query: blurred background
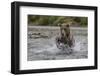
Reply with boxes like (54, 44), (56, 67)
(28, 15), (88, 27)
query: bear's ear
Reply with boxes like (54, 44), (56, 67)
(66, 24), (69, 27)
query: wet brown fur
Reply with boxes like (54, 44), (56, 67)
(57, 23), (74, 47)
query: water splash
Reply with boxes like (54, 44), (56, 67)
(28, 32), (88, 61)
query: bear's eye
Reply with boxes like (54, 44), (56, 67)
(64, 28), (66, 30)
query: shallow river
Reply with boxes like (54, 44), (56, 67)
(28, 26), (88, 61)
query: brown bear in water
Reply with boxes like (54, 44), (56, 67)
(56, 23), (75, 50)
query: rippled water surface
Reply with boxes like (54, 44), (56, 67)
(28, 26), (88, 61)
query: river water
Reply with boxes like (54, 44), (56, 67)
(28, 26), (88, 61)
